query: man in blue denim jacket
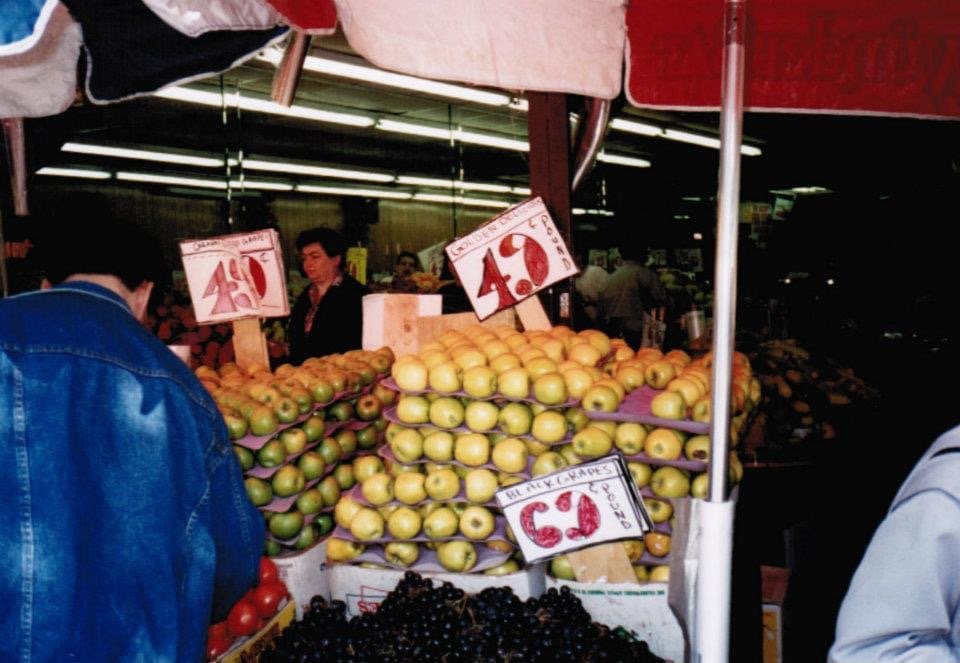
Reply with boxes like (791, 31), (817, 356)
(0, 203), (264, 662)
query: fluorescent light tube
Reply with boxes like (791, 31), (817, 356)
(242, 159), (394, 183)
(155, 86), (374, 128)
(376, 119), (529, 151)
(295, 184), (412, 200)
(597, 151), (651, 168)
(609, 118), (662, 136)
(62, 142), (223, 167)
(228, 179), (294, 191)
(396, 176), (512, 193)
(413, 193), (510, 209)
(512, 186), (532, 195)
(36, 167), (111, 179)
(116, 172), (227, 189)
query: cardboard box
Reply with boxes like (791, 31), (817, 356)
(327, 562), (546, 617)
(218, 600), (296, 663)
(761, 565), (789, 663)
(272, 538), (330, 619)
(545, 576), (684, 663)
(361, 294), (442, 357)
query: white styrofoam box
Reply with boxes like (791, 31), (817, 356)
(273, 537), (330, 619)
(327, 562), (546, 617)
(546, 576), (684, 663)
(361, 293), (442, 356)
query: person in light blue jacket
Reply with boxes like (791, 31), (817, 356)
(0, 195), (264, 662)
(830, 425), (960, 661)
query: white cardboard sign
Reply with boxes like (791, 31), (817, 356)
(444, 197), (579, 320)
(179, 229), (289, 324)
(496, 454), (653, 564)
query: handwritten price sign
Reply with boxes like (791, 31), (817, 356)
(495, 454), (652, 564)
(444, 197), (579, 320)
(179, 229), (289, 324)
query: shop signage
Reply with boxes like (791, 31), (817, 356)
(179, 229), (289, 324)
(496, 454), (652, 564)
(444, 197), (578, 320)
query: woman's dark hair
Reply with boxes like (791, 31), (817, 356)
(396, 251), (419, 267)
(296, 227), (346, 258)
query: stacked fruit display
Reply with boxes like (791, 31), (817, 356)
(259, 572), (665, 662)
(750, 337), (879, 449)
(195, 348), (396, 555)
(327, 323), (752, 581)
(206, 557), (290, 660)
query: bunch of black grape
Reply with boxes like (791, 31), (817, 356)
(260, 571), (665, 662)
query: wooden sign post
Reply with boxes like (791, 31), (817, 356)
(179, 230), (289, 372)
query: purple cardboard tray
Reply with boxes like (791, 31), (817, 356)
(381, 377), (579, 408)
(347, 542), (514, 573)
(332, 515), (510, 545)
(346, 483), (501, 509)
(622, 451), (708, 473)
(587, 385), (709, 435)
(378, 445), (534, 479)
(383, 407), (574, 446)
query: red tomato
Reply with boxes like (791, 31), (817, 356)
(259, 557), (279, 585)
(207, 622), (232, 644)
(251, 581), (288, 619)
(206, 635), (232, 660)
(226, 600), (260, 638)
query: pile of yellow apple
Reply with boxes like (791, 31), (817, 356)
(551, 540), (672, 585)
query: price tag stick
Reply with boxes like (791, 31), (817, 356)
(232, 317), (269, 371)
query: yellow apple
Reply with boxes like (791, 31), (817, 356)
(567, 342), (603, 367)
(629, 462), (653, 488)
(464, 400), (500, 432)
(564, 407), (590, 433)
(334, 495), (363, 529)
(649, 565), (670, 583)
(691, 395), (711, 423)
(650, 465), (691, 498)
(391, 358), (428, 391)
(623, 539), (645, 562)
(349, 507), (385, 541)
(633, 565), (650, 582)
(614, 422), (647, 455)
(489, 352), (522, 374)
(423, 506), (459, 538)
(729, 451), (744, 484)
(462, 365), (498, 399)
(525, 356), (558, 380)
(541, 338), (566, 362)
(664, 348), (692, 367)
(464, 468), (499, 503)
(384, 541), (420, 567)
(562, 367), (595, 400)
(459, 505), (496, 540)
(644, 360), (677, 389)
(454, 432), (491, 466)
(644, 531), (672, 557)
(644, 428), (684, 460)
(557, 443), (581, 466)
(483, 559), (521, 576)
(497, 402), (533, 436)
(667, 377), (703, 408)
(424, 468), (461, 501)
(498, 367), (531, 400)
(684, 435), (711, 461)
(436, 540), (477, 572)
(396, 395), (430, 424)
(453, 347), (489, 371)
(327, 537), (365, 562)
(352, 455), (384, 483)
(422, 430), (454, 462)
(360, 472), (395, 506)
(532, 451), (568, 476)
(390, 427), (424, 463)
(550, 555), (576, 580)
(387, 506), (423, 539)
(480, 339), (511, 361)
(615, 365), (647, 392)
(428, 361), (463, 393)
(691, 472), (709, 499)
(649, 390), (687, 420)
(498, 473), (523, 487)
(491, 437), (528, 474)
(393, 472), (428, 505)
(643, 497), (674, 523)
(572, 426), (613, 458)
(580, 385), (619, 413)
(429, 396), (466, 429)
(532, 372), (568, 405)
(531, 410), (568, 443)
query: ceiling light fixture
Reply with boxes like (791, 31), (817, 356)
(413, 193), (511, 209)
(260, 49), (516, 108)
(36, 167), (111, 179)
(228, 179), (294, 191)
(396, 175), (513, 193)
(572, 208), (615, 217)
(611, 118), (762, 156)
(375, 119), (529, 151)
(61, 142), (223, 167)
(154, 86), (375, 127)
(243, 158), (394, 183)
(295, 184), (412, 200)
(596, 151), (651, 168)
(116, 172), (227, 188)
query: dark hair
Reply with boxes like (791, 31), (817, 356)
(396, 251), (419, 267)
(296, 227), (346, 258)
(38, 193), (166, 290)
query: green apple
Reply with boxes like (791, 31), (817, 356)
(233, 445), (255, 471)
(459, 505), (496, 540)
(550, 555), (576, 580)
(531, 451), (568, 477)
(422, 430), (454, 462)
(497, 402), (533, 436)
(387, 506), (423, 539)
(269, 510), (304, 539)
(454, 433), (491, 466)
(334, 464), (356, 490)
(288, 387), (314, 415)
(315, 512), (334, 536)
(580, 385), (619, 413)
(390, 427), (424, 463)
(257, 438), (287, 468)
(462, 365), (497, 399)
(248, 405), (280, 436)
(464, 400), (499, 432)
(308, 378), (335, 405)
(684, 435), (711, 461)
(423, 506), (459, 539)
(614, 423), (647, 455)
(274, 397), (300, 424)
(644, 497), (674, 523)
(483, 559), (520, 576)
(372, 382), (398, 407)
(429, 397), (466, 429)
(355, 394), (383, 421)
(531, 410), (568, 443)
(396, 395), (430, 424)
(649, 391), (686, 420)
(428, 361), (463, 393)
(650, 465), (691, 498)
(264, 539), (282, 557)
(223, 412), (248, 440)
(317, 437), (342, 465)
(628, 461), (653, 489)
(294, 522), (318, 550)
(491, 437), (528, 474)
(272, 465), (306, 497)
(533, 372), (568, 406)
(335, 429), (358, 456)
(572, 426), (613, 458)
(424, 468), (460, 501)
(497, 367), (530, 400)
(317, 474), (341, 507)
(280, 427), (309, 456)
(352, 455), (384, 483)
(334, 495), (363, 529)
(384, 541), (420, 567)
(328, 401), (355, 423)
(349, 507), (385, 541)
(356, 424), (380, 450)
(301, 414), (326, 442)
(644, 428), (683, 461)
(244, 477), (273, 506)
(250, 384), (282, 404)
(295, 487), (324, 515)
(298, 451), (327, 481)
(394, 471), (428, 505)
(361, 472), (395, 505)
(436, 540), (477, 572)
(464, 468), (499, 503)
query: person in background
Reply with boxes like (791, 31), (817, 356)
(829, 423), (960, 661)
(394, 251), (420, 282)
(437, 258), (472, 314)
(0, 194), (263, 662)
(600, 241), (667, 348)
(573, 252), (609, 328)
(288, 227), (368, 363)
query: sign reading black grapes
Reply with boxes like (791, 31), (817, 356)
(444, 197), (579, 320)
(179, 229), (289, 324)
(496, 454), (653, 563)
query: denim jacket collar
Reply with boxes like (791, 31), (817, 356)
(51, 280), (132, 313)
